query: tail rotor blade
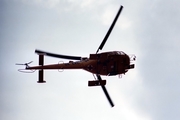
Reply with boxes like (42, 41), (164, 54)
(16, 61), (33, 66)
(16, 63), (25, 65)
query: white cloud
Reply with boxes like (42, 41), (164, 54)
(118, 94), (152, 120)
(20, 0), (102, 10)
(117, 16), (132, 30)
(45, 0), (61, 8)
(101, 7), (115, 26)
(2, 0), (180, 120)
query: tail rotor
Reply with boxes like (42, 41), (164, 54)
(16, 61), (35, 73)
(16, 61), (33, 68)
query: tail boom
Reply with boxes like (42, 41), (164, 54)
(26, 61), (85, 70)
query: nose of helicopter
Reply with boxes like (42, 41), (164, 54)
(127, 54), (136, 69)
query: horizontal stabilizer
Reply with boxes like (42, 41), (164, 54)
(37, 54), (46, 83)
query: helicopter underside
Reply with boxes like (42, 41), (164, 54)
(83, 52), (134, 76)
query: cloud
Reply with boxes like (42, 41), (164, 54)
(20, 0), (101, 10)
(131, 1), (180, 120)
(1, 1), (180, 120)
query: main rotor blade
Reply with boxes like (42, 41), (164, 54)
(35, 49), (82, 60)
(96, 74), (114, 107)
(96, 5), (123, 53)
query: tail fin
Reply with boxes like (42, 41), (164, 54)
(37, 54), (46, 83)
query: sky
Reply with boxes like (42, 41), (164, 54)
(0, 0), (180, 120)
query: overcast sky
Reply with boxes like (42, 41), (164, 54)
(1, 0), (180, 120)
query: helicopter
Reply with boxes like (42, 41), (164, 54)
(17, 5), (136, 107)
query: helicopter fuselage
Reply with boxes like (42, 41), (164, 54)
(26, 51), (134, 76)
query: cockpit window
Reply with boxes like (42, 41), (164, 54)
(117, 51), (125, 55)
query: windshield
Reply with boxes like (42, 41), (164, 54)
(117, 51), (125, 55)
